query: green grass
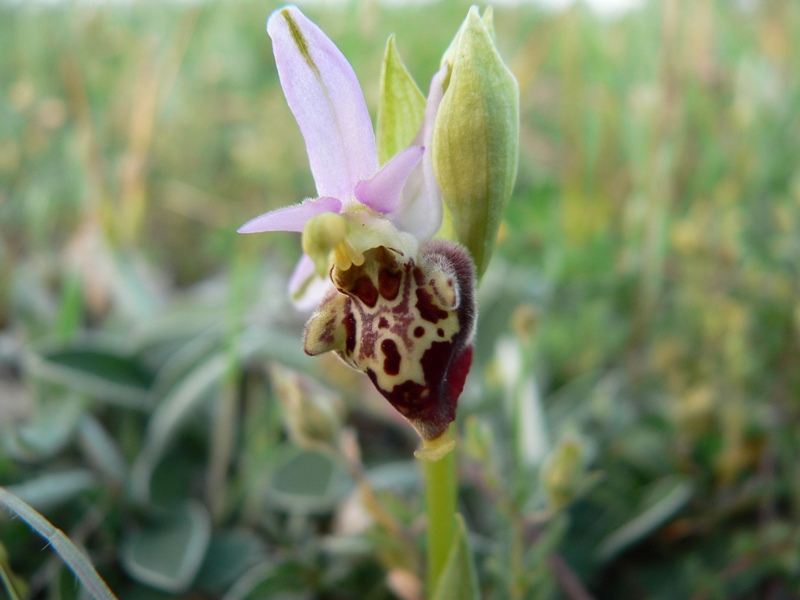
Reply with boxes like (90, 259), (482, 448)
(2, 0), (800, 598)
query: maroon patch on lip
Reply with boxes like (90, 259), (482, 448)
(415, 288), (448, 323)
(413, 326), (425, 338)
(437, 328), (444, 337)
(343, 310), (357, 356)
(419, 340), (455, 386)
(366, 369), (425, 417)
(350, 275), (379, 308)
(390, 263), (414, 316)
(368, 340), (474, 441)
(443, 345), (472, 410)
(318, 317), (336, 346)
(379, 317), (390, 329)
(381, 339), (402, 376)
(378, 268), (402, 301)
(412, 267), (425, 287)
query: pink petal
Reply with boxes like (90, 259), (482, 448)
(268, 7), (378, 201)
(390, 68), (446, 240)
(354, 146), (424, 214)
(289, 254), (332, 311)
(238, 196), (341, 234)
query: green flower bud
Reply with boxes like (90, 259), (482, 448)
(433, 6), (519, 278)
(270, 364), (344, 449)
(542, 438), (585, 510)
(462, 414), (495, 464)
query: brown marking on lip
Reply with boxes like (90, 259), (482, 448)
(366, 369), (425, 417)
(381, 339), (402, 376)
(343, 311), (357, 356)
(318, 317), (336, 345)
(366, 341), (474, 441)
(420, 340), (453, 385)
(350, 275), (379, 308)
(379, 317), (390, 329)
(347, 296), (377, 362)
(415, 288), (448, 323)
(413, 267), (427, 287)
(378, 267), (402, 301)
(437, 328), (445, 337)
(413, 326), (425, 338)
(390, 262), (414, 316)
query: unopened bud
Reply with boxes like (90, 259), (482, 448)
(542, 438), (585, 510)
(511, 303), (539, 343)
(432, 6), (519, 278)
(463, 414), (495, 464)
(270, 364), (344, 449)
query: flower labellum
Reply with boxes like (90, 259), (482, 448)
(305, 241), (476, 461)
(239, 6), (479, 460)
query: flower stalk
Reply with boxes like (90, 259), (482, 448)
(424, 423), (458, 594)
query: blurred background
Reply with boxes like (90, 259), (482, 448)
(2, 0), (800, 598)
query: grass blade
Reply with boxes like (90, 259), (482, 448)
(0, 487), (117, 600)
(0, 559), (23, 600)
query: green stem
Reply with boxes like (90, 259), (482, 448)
(208, 253), (246, 522)
(423, 424), (458, 595)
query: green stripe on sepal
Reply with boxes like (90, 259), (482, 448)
(432, 6), (519, 278)
(376, 35), (426, 165)
(282, 9), (321, 79)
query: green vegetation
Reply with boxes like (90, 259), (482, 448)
(2, 0), (800, 598)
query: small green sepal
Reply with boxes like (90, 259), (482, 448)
(377, 35), (426, 165)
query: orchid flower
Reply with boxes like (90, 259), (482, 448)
(239, 6), (477, 460)
(239, 5), (444, 310)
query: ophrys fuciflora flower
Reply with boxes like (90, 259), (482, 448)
(239, 6), (476, 460)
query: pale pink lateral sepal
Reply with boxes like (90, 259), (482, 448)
(237, 196), (342, 234)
